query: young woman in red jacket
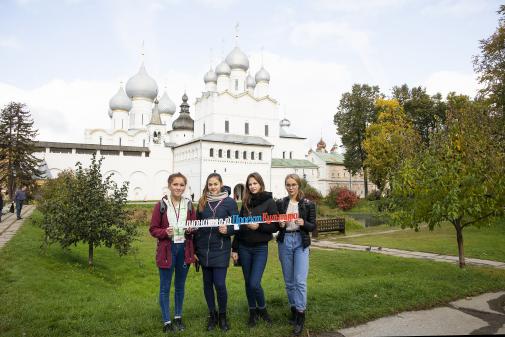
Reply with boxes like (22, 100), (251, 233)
(149, 172), (197, 333)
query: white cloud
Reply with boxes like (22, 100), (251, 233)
(289, 21), (389, 90)
(313, 0), (406, 12)
(421, 0), (491, 17)
(423, 70), (480, 97)
(0, 36), (21, 49)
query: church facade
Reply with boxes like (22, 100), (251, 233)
(34, 45), (370, 201)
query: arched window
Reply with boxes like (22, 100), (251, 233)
(235, 79), (238, 90)
(218, 149), (223, 158)
(251, 151), (255, 160)
(245, 122), (249, 135)
(203, 123), (206, 135)
(119, 137), (122, 146)
(290, 151), (293, 159)
(259, 152), (262, 160)
(227, 150), (231, 158)
(282, 151), (285, 159)
(225, 120), (229, 133)
(235, 150), (239, 159)
(243, 151), (247, 159)
(210, 148), (214, 157)
(99, 136), (102, 145)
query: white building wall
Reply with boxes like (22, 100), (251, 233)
(129, 98), (153, 129)
(272, 137), (307, 159)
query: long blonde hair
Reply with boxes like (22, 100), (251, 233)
(242, 172), (265, 213)
(198, 173), (223, 212)
(285, 173), (304, 201)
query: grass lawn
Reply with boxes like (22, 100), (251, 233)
(1, 211), (505, 337)
(324, 218), (505, 262)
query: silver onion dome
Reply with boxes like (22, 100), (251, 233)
(158, 91), (176, 115)
(225, 46), (249, 71)
(216, 60), (231, 76)
(172, 93), (194, 131)
(204, 68), (218, 83)
(109, 85), (132, 111)
(246, 74), (256, 88)
(255, 66), (270, 83)
(125, 62), (158, 100)
(107, 108), (112, 118)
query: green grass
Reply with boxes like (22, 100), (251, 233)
(1, 212), (505, 337)
(329, 218), (505, 262)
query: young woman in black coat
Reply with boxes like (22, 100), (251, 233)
(276, 173), (316, 336)
(231, 172), (278, 327)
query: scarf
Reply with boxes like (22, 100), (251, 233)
(249, 191), (273, 208)
(207, 191), (229, 203)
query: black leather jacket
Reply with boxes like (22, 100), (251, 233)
(276, 197), (316, 249)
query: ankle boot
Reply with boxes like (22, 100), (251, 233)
(257, 307), (272, 325)
(218, 312), (230, 331)
(207, 310), (218, 331)
(288, 306), (297, 325)
(293, 311), (305, 336)
(248, 308), (258, 327)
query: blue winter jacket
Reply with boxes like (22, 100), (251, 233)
(194, 197), (238, 268)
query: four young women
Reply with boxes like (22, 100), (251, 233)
(150, 171), (316, 335)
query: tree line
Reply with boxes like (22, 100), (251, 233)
(334, 5), (505, 268)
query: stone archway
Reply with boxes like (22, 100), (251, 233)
(233, 184), (245, 201)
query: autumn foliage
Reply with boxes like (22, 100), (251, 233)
(335, 188), (359, 211)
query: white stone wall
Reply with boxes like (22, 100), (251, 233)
(35, 145), (172, 201)
(129, 98), (153, 129)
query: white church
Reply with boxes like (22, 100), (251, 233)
(35, 44), (369, 201)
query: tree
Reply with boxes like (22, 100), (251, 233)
(0, 102), (42, 198)
(473, 4), (505, 138)
(392, 84), (446, 145)
(391, 94), (505, 268)
(38, 154), (138, 267)
(363, 99), (420, 194)
(334, 84), (382, 197)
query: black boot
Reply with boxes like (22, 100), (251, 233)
(248, 308), (258, 327)
(218, 312), (230, 331)
(173, 317), (185, 331)
(163, 322), (175, 333)
(293, 311), (305, 336)
(207, 310), (218, 331)
(257, 307), (272, 325)
(288, 306), (297, 325)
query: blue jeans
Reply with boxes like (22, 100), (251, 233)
(238, 243), (268, 309)
(278, 232), (309, 311)
(159, 243), (189, 323)
(202, 266), (228, 313)
(15, 200), (23, 218)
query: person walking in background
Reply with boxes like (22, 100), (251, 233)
(231, 172), (278, 327)
(276, 174), (316, 336)
(194, 173), (238, 331)
(14, 186), (27, 220)
(149, 173), (197, 333)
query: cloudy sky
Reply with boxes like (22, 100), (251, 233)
(0, 0), (500, 150)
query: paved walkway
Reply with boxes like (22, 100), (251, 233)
(312, 240), (505, 269)
(313, 291), (505, 337)
(0, 205), (35, 249)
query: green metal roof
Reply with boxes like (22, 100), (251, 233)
(271, 158), (318, 168)
(313, 152), (344, 164)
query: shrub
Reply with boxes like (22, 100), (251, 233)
(300, 179), (323, 202)
(366, 190), (381, 201)
(336, 188), (359, 210)
(324, 186), (341, 208)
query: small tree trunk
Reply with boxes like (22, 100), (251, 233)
(88, 243), (94, 267)
(364, 169), (369, 197)
(453, 221), (465, 268)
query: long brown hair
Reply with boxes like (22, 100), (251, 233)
(285, 173), (304, 201)
(242, 172), (265, 213)
(198, 173), (223, 212)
